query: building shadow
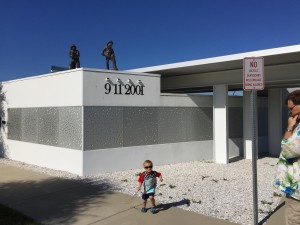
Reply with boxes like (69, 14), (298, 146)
(258, 153), (278, 159)
(0, 175), (116, 225)
(229, 154), (278, 163)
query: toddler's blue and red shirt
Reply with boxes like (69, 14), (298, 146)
(138, 171), (161, 194)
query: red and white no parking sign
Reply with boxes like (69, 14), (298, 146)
(243, 57), (264, 91)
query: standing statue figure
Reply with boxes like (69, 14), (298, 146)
(101, 41), (118, 70)
(69, 44), (80, 69)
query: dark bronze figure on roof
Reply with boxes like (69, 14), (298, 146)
(69, 44), (80, 69)
(101, 41), (118, 70)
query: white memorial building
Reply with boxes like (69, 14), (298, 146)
(2, 45), (300, 176)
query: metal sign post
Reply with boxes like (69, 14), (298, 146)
(250, 89), (258, 225)
(243, 57), (264, 225)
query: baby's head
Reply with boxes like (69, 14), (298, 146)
(143, 160), (153, 172)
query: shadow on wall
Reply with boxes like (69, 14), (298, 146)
(188, 93), (212, 108)
(0, 134), (5, 157)
(0, 82), (7, 158)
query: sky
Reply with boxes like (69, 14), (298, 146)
(1, 0), (300, 82)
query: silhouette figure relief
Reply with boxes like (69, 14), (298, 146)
(101, 41), (118, 70)
(69, 44), (80, 69)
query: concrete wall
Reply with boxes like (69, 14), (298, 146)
(2, 69), (269, 175)
(82, 94), (215, 173)
(81, 93), (268, 174)
(3, 68), (162, 174)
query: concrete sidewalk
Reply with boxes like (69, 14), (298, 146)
(0, 162), (284, 225)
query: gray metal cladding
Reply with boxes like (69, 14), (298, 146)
(258, 108), (268, 136)
(228, 107), (243, 138)
(58, 107), (82, 149)
(185, 107), (213, 141)
(37, 107), (59, 146)
(158, 107), (188, 143)
(84, 106), (123, 150)
(7, 108), (22, 141)
(227, 107), (268, 138)
(83, 106), (213, 150)
(8, 106), (251, 151)
(21, 108), (39, 143)
(7, 107), (82, 150)
(158, 107), (213, 143)
(123, 107), (159, 147)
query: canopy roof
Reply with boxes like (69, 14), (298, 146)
(130, 45), (300, 93)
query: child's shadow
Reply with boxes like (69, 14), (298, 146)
(155, 198), (190, 213)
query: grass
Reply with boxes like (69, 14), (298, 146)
(0, 203), (42, 225)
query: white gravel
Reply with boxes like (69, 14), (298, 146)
(0, 157), (282, 225)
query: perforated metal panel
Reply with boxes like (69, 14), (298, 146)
(7, 108), (21, 140)
(8, 106), (247, 151)
(84, 107), (123, 150)
(158, 107), (213, 144)
(21, 108), (39, 143)
(123, 107), (158, 147)
(185, 107), (213, 141)
(258, 108), (268, 136)
(37, 107), (59, 146)
(228, 108), (243, 138)
(7, 107), (82, 150)
(58, 107), (82, 150)
(158, 107), (188, 143)
(83, 106), (213, 150)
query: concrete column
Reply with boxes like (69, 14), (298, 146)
(243, 91), (259, 159)
(213, 85), (228, 164)
(243, 91), (252, 159)
(243, 91), (253, 159)
(268, 89), (282, 156)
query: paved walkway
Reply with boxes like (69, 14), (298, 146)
(0, 162), (285, 225)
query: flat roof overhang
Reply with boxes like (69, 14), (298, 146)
(129, 45), (300, 93)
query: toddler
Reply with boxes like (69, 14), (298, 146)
(136, 160), (163, 213)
